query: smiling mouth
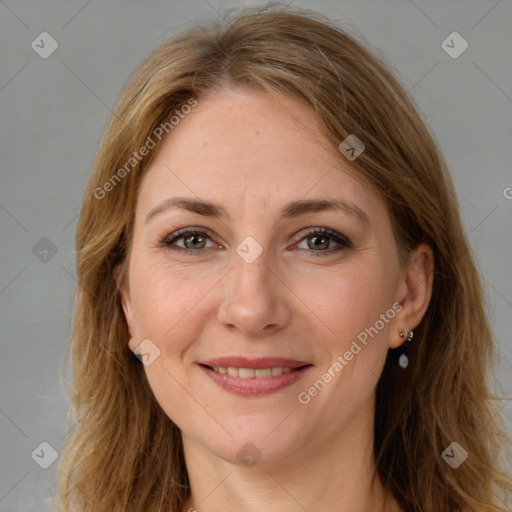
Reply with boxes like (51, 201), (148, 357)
(199, 364), (311, 378)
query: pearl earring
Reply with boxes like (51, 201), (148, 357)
(398, 328), (414, 369)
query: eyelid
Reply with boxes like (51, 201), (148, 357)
(291, 226), (351, 244)
(161, 226), (219, 248)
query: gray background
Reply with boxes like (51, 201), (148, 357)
(1, 0), (511, 510)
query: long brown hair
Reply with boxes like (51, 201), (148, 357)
(54, 4), (511, 511)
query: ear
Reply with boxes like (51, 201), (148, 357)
(389, 243), (434, 349)
(114, 263), (137, 352)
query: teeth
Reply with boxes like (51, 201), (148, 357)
(210, 366), (297, 378)
(239, 368), (255, 378)
(255, 368), (271, 378)
(227, 367), (239, 377)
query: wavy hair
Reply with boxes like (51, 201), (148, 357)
(54, 4), (511, 511)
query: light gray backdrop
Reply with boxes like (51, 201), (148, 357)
(1, 1), (511, 510)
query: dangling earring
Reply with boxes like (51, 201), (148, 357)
(398, 328), (414, 369)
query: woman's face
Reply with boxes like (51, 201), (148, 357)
(121, 88), (411, 466)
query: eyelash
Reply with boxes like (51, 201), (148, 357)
(159, 227), (352, 257)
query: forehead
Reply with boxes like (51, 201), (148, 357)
(137, 88), (379, 220)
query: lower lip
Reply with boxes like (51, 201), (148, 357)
(199, 364), (312, 396)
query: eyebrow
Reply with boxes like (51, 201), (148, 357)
(145, 196), (370, 227)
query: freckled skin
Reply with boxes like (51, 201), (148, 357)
(120, 88), (432, 512)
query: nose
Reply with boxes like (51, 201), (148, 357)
(216, 249), (293, 339)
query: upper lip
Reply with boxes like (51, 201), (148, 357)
(199, 357), (312, 369)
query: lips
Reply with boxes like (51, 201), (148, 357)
(198, 357), (313, 396)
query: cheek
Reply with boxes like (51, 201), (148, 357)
(302, 262), (396, 398)
(129, 256), (225, 363)
(303, 260), (396, 344)
(297, 267), (395, 410)
(128, 260), (213, 428)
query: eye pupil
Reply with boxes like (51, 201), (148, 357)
(184, 234), (206, 249)
(308, 235), (329, 250)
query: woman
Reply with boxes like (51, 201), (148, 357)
(55, 5), (511, 511)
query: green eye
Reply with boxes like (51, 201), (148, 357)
(294, 228), (352, 256)
(162, 229), (216, 253)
